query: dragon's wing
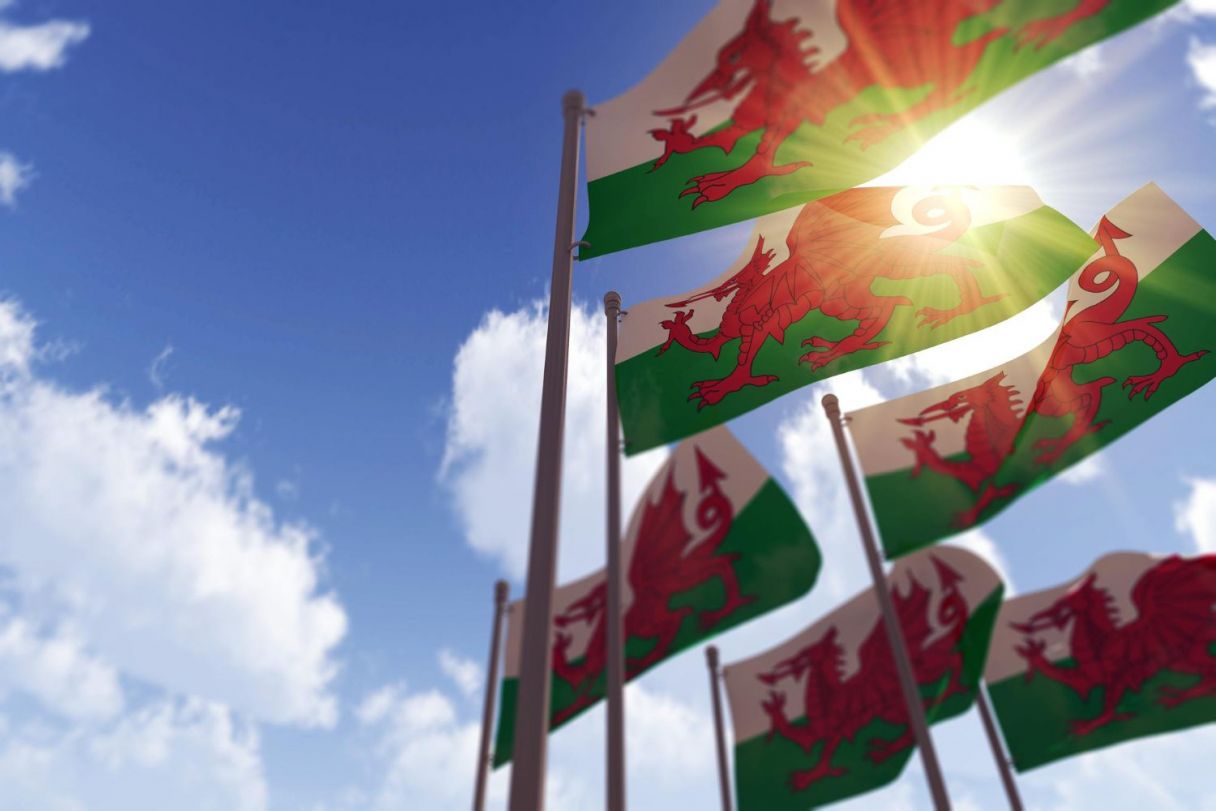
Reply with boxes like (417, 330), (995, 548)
(627, 471), (691, 585)
(1126, 555), (1216, 657)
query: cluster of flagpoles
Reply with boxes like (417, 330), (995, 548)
(467, 89), (1033, 811)
(455, 2), (1216, 805)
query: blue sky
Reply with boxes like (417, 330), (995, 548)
(2, 1), (1216, 808)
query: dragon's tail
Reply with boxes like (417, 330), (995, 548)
(1074, 217), (1138, 324)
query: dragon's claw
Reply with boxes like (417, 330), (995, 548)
(688, 373), (778, 408)
(649, 116), (698, 172)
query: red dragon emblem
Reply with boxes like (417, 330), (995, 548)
(659, 187), (1004, 407)
(649, 0), (1110, 207)
(757, 556), (969, 791)
(1029, 216), (1209, 464)
(895, 217), (1208, 522)
(898, 371), (1024, 527)
(550, 448), (753, 724)
(1012, 555), (1216, 736)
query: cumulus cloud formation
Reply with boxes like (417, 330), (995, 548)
(0, 699), (267, 811)
(0, 299), (346, 727)
(441, 302), (667, 582)
(1188, 37), (1216, 111)
(777, 372), (885, 602)
(1058, 454), (1106, 485)
(0, 9), (89, 72)
(438, 648), (481, 700)
(0, 614), (123, 721)
(0, 152), (32, 207)
(350, 671), (715, 811)
(1026, 726), (1216, 810)
(1174, 476), (1216, 553)
(353, 681), (511, 811)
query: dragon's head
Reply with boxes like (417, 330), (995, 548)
(1012, 573), (1104, 634)
(757, 628), (840, 685)
(898, 373), (1019, 427)
(657, 0), (814, 116)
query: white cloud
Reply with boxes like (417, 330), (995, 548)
(0, 16), (89, 72)
(1188, 37), (1216, 111)
(624, 684), (715, 790)
(1058, 453), (1106, 485)
(1174, 476), (1216, 553)
(148, 343), (173, 390)
(777, 372), (885, 602)
(438, 648), (481, 700)
(1025, 727), (1216, 811)
(1060, 44), (1104, 79)
(946, 530), (1016, 596)
(354, 681), (510, 811)
(0, 699), (267, 811)
(441, 301), (667, 582)
(0, 299), (346, 727)
(0, 152), (32, 207)
(0, 614), (123, 721)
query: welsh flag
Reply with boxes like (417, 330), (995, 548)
(580, 0), (1178, 258)
(492, 426), (820, 766)
(615, 185), (1094, 454)
(852, 183), (1216, 558)
(985, 551), (1216, 771)
(723, 545), (1003, 810)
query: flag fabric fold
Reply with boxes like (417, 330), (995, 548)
(581, 0), (1179, 258)
(616, 184), (1094, 454)
(851, 183), (1216, 559)
(722, 545), (1003, 810)
(492, 426), (820, 766)
(985, 551), (1216, 771)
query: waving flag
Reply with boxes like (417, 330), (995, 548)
(580, 0), (1179, 258)
(723, 545), (1003, 810)
(985, 551), (1216, 771)
(851, 184), (1216, 558)
(616, 185), (1093, 454)
(492, 426), (820, 766)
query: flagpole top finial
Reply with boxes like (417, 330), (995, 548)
(494, 580), (509, 604)
(604, 291), (622, 313)
(562, 89), (586, 115)
(706, 645), (720, 668)
(822, 393), (841, 418)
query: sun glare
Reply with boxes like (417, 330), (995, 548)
(869, 118), (1038, 188)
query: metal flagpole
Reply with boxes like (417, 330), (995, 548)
(603, 291), (626, 811)
(507, 88), (586, 811)
(821, 394), (953, 811)
(976, 683), (1024, 811)
(705, 646), (734, 811)
(473, 580), (510, 811)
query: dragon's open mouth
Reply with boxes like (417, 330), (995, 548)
(1011, 604), (1070, 633)
(654, 73), (752, 117)
(897, 403), (969, 427)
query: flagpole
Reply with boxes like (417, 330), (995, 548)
(604, 291), (626, 811)
(821, 394), (952, 811)
(976, 682), (1024, 811)
(473, 580), (509, 811)
(705, 645), (734, 811)
(508, 88), (586, 811)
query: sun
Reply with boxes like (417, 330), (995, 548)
(868, 118), (1038, 188)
